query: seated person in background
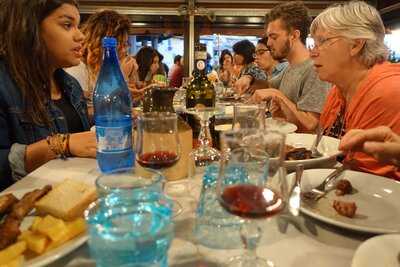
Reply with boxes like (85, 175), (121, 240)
(251, 1), (330, 132)
(168, 55), (184, 88)
(66, 10), (143, 109)
(218, 49), (234, 87)
(231, 61), (243, 84)
(156, 50), (169, 83)
(0, 0), (96, 190)
(255, 37), (288, 79)
(340, 127), (400, 171)
(246, 36), (289, 90)
(311, 1), (400, 180)
(135, 46), (165, 89)
(232, 39), (267, 95)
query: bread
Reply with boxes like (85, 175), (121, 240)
(35, 179), (97, 221)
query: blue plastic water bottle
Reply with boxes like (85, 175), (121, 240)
(93, 37), (134, 173)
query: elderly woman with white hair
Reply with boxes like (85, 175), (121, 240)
(310, 1), (400, 180)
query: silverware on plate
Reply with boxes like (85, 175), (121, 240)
(302, 165), (346, 201)
(310, 124), (324, 158)
(288, 164), (303, 216)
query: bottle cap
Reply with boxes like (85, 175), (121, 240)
(102, 37), (117, 47)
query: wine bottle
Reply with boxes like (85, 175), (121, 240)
(185, 43), (216, 108)
(185, 43), (216, 148)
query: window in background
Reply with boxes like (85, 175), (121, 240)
(385, 30), (400, 62)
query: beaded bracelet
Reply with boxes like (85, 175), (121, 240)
(46, 133), (70, 159)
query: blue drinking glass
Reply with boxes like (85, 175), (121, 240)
(85, 169), (174, 267)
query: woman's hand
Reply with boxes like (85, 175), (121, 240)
(339, 126), (400, 166)
(69, 131), (97, 158)
(233, 75), (252, 95)
(218, 69), (230, 84)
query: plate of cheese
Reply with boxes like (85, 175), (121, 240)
(0, 179), (97, 267)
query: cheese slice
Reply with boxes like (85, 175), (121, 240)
(35, 179), (97, 221)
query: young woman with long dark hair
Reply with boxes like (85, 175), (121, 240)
(0, 0), (96, 189)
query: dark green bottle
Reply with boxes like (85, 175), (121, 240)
(186, 43), (216, 108)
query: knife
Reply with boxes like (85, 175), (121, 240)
(289, 164), (303, 216)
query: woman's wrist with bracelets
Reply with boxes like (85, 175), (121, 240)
(46, 133), (71, 159)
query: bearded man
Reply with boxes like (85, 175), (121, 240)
(251, 2), (330, 132)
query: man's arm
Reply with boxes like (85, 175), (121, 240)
(234, 64), (268, 95)
(272, 92), (320, 132)
(252, 88), (319, 132)
(249, 79), (270, 91)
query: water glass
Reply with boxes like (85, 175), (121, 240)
(86, 169), (174, 267)
(194, 163), (244, 249)
(232, 103), (266, 130)
(214, 81), (225, 96)
(95, 168), (163, 198)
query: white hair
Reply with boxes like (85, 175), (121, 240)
(310, 1), (388, 67)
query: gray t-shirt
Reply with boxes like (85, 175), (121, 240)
(269, 59), (330, 113)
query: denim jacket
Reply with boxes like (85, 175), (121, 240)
(0, 59), (90, 189)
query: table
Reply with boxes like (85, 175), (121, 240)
(3, 158), (375, 267)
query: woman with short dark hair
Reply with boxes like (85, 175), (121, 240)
(232, 40), (267, 95)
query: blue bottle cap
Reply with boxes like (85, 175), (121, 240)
(102, 37), (117, 47)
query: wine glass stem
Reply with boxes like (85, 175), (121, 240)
(240, 220), (262, 261)
(198, 118), (212, 148)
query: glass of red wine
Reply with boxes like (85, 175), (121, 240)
(217, 128), (287, 267)
(136, 112), (182, 214)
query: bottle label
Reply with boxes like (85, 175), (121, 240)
(96, 125), (132, 153)
(196, 60), (205, 71)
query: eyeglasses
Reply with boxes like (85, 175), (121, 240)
(253, 49), (269, 58)
(312, 36), (342, 51)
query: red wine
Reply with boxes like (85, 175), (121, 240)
(137, 151), (178, 169)
(220, 184), (284, 219)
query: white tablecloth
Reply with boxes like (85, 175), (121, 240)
(3, 158), (374, 267)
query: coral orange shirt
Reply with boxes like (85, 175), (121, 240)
(320, 62), (400, 180)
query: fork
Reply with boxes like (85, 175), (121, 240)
(302, 165), (346, 201)
(310, 124), (324, 158)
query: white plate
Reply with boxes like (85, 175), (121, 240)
(0, 189), (88, 267)
(215, 118), (297, 133)
(265, 118), (297, 134)
(285, 133), (341, 170)
(287, 169), (400, 234)
(215, 124), (232, 131)
(351, 234), (400, 267)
